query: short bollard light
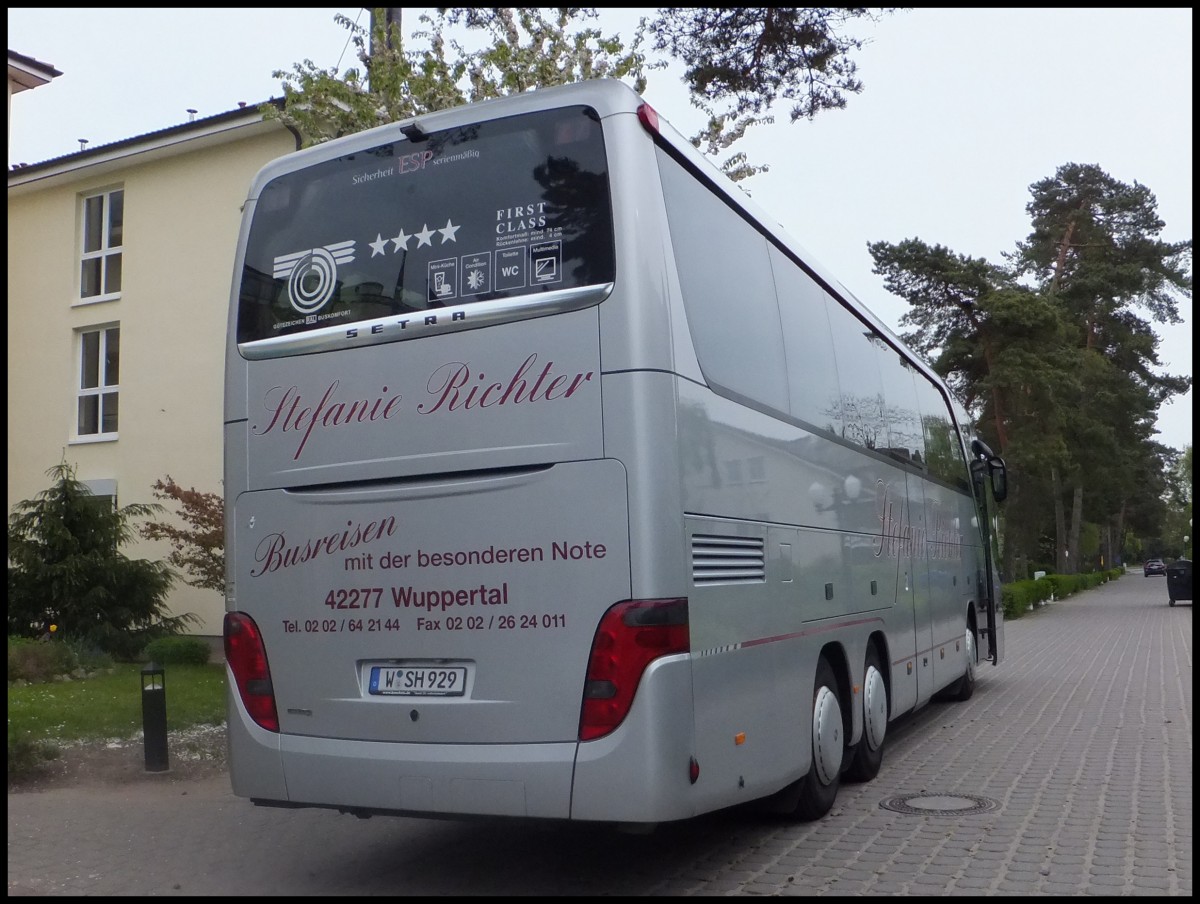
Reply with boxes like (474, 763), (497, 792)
(141, 662), (169, 772)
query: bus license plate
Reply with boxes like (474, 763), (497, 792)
(369, 666), (466, 696)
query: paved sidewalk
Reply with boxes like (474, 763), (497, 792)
(7, 572), (1192, 895)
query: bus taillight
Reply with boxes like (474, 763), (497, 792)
(224, 612), (280, 732)
(579, 598), (689, 741)
(637, 102), (660, 134)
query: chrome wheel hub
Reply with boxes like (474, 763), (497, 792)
(863, 664), (887, 751)
(812, 684), (842, 785)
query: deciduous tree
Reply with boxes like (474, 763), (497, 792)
(140, 476), (225, 594)
(265, 7), (901, 180)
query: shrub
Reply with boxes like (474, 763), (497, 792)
(1001, 582), (1024, 619)
(61, 637), (114, 673)
(1001, 570), (1116, 618)
(1032, 576), (1055, 602)
(7, 728), (60, 780)
(7, 637), (79, 683)
(1042, 573), (1072, 599)
(142, 635), (211, 666)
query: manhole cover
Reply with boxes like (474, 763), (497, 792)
(880, 792), (998, 815)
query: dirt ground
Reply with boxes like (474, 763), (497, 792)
(7, 724), (229, 793)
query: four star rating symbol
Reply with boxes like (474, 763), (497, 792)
(367, 218), (487, 300)
(379, 218), (461, 254)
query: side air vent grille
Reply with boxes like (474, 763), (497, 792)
(692, 535), (766, 585)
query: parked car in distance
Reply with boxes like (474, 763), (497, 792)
(1144, 558), (1167, 576)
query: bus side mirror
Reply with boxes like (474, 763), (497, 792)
(987, 455), (1007, 502)
(969, 439), (1008, 503)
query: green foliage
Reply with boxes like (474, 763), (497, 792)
(649, 8), (899, 123)
(1001, 576), (1055, 619)
(7, 729), (59, 779)
(62, 636), (114, 674)
(7, 461), (195, 659)
(648, 5), (901, 175)
(139, 476), (225, 593)
(265, 8), (648, 146)
(7, 637), (78, 683)
(1001, 568), (1117, 619)
(869, 162), (1192, 576)
(143, 636), (211, 666)
(1161, 445), (1194, 560)
(1042, 570), (1109, 600)
(7, 662), (226, 745)
(7, 660), (226, 780)
(265, 8), (899, 181)
(7, 635), (114, 685)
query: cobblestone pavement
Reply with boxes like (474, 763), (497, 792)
(8, 572), (1192, 895)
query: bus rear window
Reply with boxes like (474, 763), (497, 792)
(236, 106), (615, 345)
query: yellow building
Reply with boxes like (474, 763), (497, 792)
(8, 52), (298, 644)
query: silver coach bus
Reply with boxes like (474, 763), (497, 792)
(223, 79), (1007, 827)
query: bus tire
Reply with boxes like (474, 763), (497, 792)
(940, 614), (978, 703)
(792, 656), (843, 821)
(845, 644), (887, 783)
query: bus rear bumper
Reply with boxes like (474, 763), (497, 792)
(229, 713), (578, 819)
(226, 656), (699, 823)
(225, 680), (577, 818)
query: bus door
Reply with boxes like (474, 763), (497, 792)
(900, 473), (937, 707)
(970, 439), (1008, 664)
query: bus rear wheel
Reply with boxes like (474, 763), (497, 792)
(845, 644), (887, 783)
(791, 656), (843, 821)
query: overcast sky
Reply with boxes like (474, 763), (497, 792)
(9, 7), (1193, 452)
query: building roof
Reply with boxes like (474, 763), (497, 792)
(8, 99), (296, 197)
(8, 49), (63, 92)
(10, 99), (287, 176)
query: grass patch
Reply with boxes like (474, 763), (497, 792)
(8, 662), (226, 745)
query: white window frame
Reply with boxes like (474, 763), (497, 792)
(82, 478), (118, 501)
(72, 324), (120, 443)
(77, 186), (123, 304)
(82, 479), (118, 514)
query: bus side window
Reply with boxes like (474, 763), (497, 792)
(656, 148), (789, 416)
(769, 245), (843, 437)
(825, 304), (886, 452)
(912, 376), (970, 492)
(875, 351), (926, 467)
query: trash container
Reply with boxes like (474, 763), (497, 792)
(1165, 559), (1191, 607)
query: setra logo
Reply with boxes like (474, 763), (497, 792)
(273, 240), (356, 315)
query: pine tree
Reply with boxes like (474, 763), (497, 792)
(868, 163), (1192, 577)
(7, 462), (191, 659)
